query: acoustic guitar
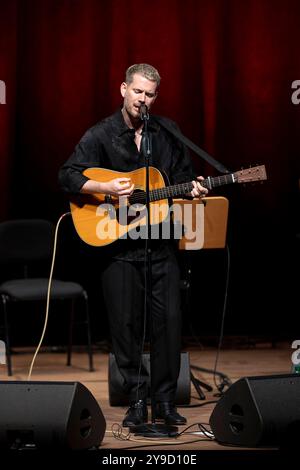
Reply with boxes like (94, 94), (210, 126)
(70, 165), (267, 247)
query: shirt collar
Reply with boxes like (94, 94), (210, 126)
(112, 108), (159, 137)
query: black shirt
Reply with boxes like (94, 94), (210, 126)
(59, 109), (196, 261)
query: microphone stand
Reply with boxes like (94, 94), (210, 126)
(130, 105), (178, 438)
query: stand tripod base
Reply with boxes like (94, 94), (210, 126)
(129, 423), (178, 438)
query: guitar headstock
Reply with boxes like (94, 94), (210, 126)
(234, 165), (267, 184)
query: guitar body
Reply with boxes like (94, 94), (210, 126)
(69, 163), (267, 247)
(70, 167), (170, 246)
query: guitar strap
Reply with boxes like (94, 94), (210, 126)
(153, 115), (230, 174)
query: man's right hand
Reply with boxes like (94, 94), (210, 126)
(104, 178), (135, 196)
(80, 177), (134, 196)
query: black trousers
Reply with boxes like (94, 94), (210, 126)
(102, 251), (181, 403)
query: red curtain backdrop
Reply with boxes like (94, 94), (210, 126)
(1, 0), (299, 335)
(0, 0), (17, 218)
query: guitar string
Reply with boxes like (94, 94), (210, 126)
(128, 174), (234, 204)
(114, 166), (265, 205)
(107, 166), (264, 205)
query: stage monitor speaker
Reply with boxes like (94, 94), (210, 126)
(0, 381), (106, 450)
(108, 351), (191, 406)
(209, 374), (300, 448)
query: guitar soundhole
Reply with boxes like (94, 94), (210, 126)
(105, 195), (113, 204)
(129, 189), (146, 206)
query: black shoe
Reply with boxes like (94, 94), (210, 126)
(122, 400), (148, 427)
(155, 402), (187, 425)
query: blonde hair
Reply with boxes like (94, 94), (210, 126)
(125, 63), (161, 87)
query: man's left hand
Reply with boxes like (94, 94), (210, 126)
(190, 176), (209, 198)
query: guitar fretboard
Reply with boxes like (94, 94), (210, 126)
(129, 173), (236, 204)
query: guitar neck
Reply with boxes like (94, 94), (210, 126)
(129, 173), (236, 204)
(155, 173), (237, 200)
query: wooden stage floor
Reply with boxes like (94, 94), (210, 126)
(0, 341), (295, 462)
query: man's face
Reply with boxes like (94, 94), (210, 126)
(120, 73), (158, 120)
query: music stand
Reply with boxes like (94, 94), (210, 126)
(175, 196), (229, 251)
(173, 196), (229, 399)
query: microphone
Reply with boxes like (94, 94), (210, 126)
(140, 104), (149, 121)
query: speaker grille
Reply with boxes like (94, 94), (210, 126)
(210, 374), (300, 448)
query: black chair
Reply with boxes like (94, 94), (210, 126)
(0, 219), (94, 376)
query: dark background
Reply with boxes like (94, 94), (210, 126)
(0, 0), (299, 347)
